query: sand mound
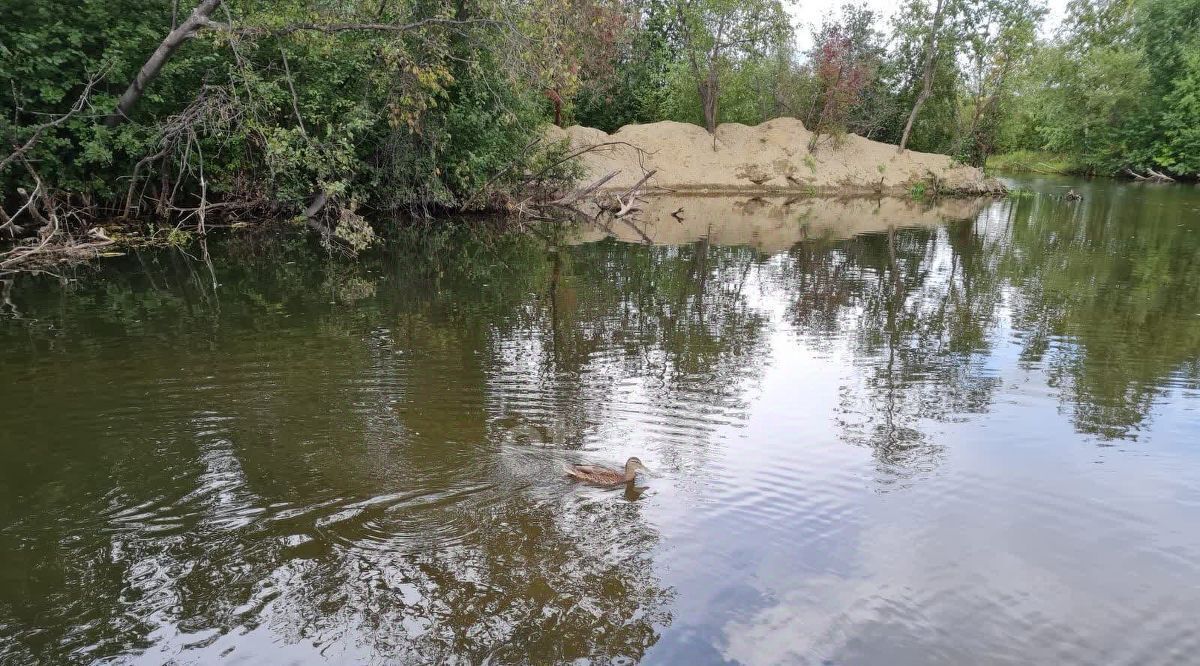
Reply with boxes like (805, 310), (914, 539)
(546, 118), (1000, 196)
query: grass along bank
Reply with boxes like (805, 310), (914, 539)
(986, 151), (1083, 176)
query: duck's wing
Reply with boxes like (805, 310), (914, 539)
(564, 463), (600, 477)
(566, 464), (606, 474)
(563, 464), (621, 482)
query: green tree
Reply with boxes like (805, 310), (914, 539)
(955, 0), (1046, 164)
(669, 0), (792, 133)
(0, 0), (576, 247)
(803, 4), (888, 146)
(1137, 0), (1200, 174)
(992, 0), (1200, 177)
(574, 0), (680, 131)
(1157, 47), (1200, 175)
(886, 0), (966, 153)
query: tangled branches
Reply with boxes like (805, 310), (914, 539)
(122, 86), (247, 223)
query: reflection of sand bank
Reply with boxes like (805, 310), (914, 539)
(569, 195), (991, 253)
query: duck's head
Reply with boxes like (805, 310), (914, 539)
(625, 457), (652, 476)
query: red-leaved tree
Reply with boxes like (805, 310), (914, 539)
(808, 26), (874, 150)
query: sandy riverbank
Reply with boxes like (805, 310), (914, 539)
(547, 118), (1002, 196)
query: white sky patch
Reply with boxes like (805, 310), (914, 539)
(786, 0), (1069, 53)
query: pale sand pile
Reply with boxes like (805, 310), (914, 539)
(546, 118), (1001, 195)
(568, 195), (989, 253)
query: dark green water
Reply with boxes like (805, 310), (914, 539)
(3, 178), (1200, 665)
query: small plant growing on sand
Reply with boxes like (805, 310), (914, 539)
(804, 155), (817, 174)
(909, 182), (927, 200)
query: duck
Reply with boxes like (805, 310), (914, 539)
(563, 457), (651, 485)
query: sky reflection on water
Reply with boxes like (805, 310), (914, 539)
(2, 178), (1200, 664)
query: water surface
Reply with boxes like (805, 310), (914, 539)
(3, 178), (1200, 664)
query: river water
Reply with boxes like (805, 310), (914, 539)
(2, 177), (1199, 665)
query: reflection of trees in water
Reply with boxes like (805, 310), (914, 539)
(776, 184), (1200, 451)
(238, 496), (670, 664)
(541, 238), (769, 394)
(1, 434), (671, 663)
(997, 190), (1200, 439)
(777, 221), (1004, 473)
(6, 187), (1200, 658)
(0, 231), (672, 663)
(311, 201), (1200, 451)
(487, 236), (772, 478)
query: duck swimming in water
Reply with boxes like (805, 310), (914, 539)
(564, 457), (651, 485)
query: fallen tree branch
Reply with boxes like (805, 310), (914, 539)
(302, 190), (328, 220)
(0, 229), (116, 269)
(4, 182), (43, 231)
(617, 169), (656, 203)
(552, 170), (619, 206)
(106, 0), (505, 126)
(106, 0), (225, 126)
(525, 141), (653, 185)
(609, 169), (657, 218)
(614, 195), (640, 218)
(1146, 167), (1176, 182)
(301, 190), (334, 239)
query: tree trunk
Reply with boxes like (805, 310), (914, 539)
(699, 67), (719, 134)
(898, 0), (945, 153)
(105, 0), (225, 127)
(898, 88), (931, 153)
(545, 88), (564, 127)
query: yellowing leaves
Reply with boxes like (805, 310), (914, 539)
(386, 62), (455, 130)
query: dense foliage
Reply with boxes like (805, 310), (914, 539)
(995, 0), (1200, 175)
(1, 0), (1196, 253)
(1, 0), (581, 244)
(570, 0), (1198, 176)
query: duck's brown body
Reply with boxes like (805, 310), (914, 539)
(563, 457), (648, 485)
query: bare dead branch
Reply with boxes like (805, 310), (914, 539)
(614, 196), (640, 217)
(1146, 167), (1176, 182)
(278, 45), (308, 138)
(1, 71), (105, 174)
(553, 170), (620, 206)
(525, 141), (653, 184)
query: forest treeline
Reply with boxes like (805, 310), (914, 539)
(1, 0), (1197, 256)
